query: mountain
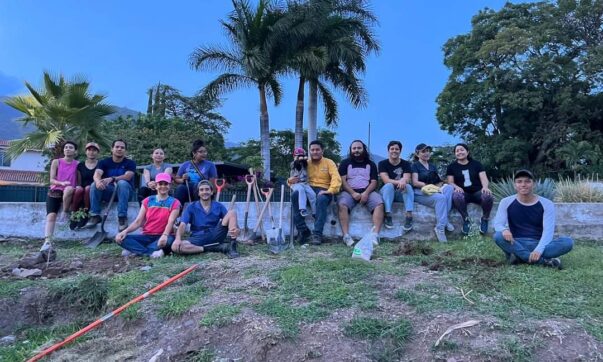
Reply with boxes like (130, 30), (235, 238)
(0, 96), (140, 140)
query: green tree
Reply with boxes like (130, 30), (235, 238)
(556, 140), (600, 178)
(4, 72), (115, 159)
(189, 0), (287, 181)
(436, 1), (603, 178)
(228, 128), (341, 179)
(105, 115), (228, 166)
(281, 0), (378, 148)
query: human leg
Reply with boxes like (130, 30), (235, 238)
(337, 191), (356, 236)
(291, 183), (308, 215)
(311, 187), (333, 237)
(367, 191), (385, 233)
(120, 234), (159, 256)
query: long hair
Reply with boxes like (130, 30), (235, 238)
(454, 143), (473, 161)
(348, 140), (370, 160)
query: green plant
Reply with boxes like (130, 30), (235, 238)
(200, 305), (241, 327)
(49, 276), (108, 314)
(554, 177), (603, 202)
(70, 208), (88, 222)
(491, 177), (556, 200)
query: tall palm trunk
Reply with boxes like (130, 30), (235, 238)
(294, 76), (305, 148)
(307, 79), (318, 149)
(259, 84), (271, 181)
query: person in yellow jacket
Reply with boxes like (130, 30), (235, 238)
(288, 140), (342, 245)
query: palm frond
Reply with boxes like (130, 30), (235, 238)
(316, 80), (338, 126)
(201, 73), (257, 100)
(189, 46), (242, 72)
(265, 75), (283, 105)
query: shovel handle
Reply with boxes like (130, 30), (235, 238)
(252, 188), (274, 233)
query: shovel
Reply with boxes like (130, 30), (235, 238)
(269, 185), (287, 254)
(239, 174), (255, 241)
(84, 183), (118, 248)
(262, 187), (278, 244)
(245, 187), (273, 243)
(214, 178), (226, 202)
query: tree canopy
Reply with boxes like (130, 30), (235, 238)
(437, 0), (603, 178)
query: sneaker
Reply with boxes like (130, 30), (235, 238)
(118, 217), (128, 232)
(121, 249), (134, 257)
(150, 250), (164, 259)
(480, 218), (489, 235)
(85, 215), (101, 228)
(434, 227), (448, 243)
(310, 234), (322, 245)
(40, 240), (52, 252)
(299, 209), (308, 217)
(403, 216), (413, 231)
(446, 222), (455, 232)
(297, 229), (311, 244)
(77, 216), (89, 229)
(462, 219), (471, 235)
(542, 258), (562, 270)
(343, 234), (354, 247)
(384, 214), (393, 229)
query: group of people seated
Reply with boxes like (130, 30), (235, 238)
(40, 137), (573, 269)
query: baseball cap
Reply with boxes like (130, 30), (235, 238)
(85, 142), (100, 151)
(514, 169), (535, 180)
(415, 143), (432, 152)
(155, 173), (172, 184)
(293, 147), (306, 156)
(197, 179), (214, 191)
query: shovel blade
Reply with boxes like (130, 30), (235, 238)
(84, 231), (107, 248)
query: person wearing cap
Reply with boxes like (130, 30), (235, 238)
(171, 180), (239, 258)
(411, 143), (454, 242)
(493, 169), (573, 269)
(70, 141), (100, 229)
(446, 143), (494, 235)
(138, 148), (173, 204)
(289, 147), (316, 217)
(86, 139), (137, 232)
(288, 140), (342, 245)
(115, 173), (181, 258)
(378, 140), (415, 231)
(337, 140), (385, 246)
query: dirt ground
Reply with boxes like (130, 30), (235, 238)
(1, 238), (601, 361)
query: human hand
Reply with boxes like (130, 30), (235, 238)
(148, 181), (157, 190)
(182, 173), (189, 181)
(95, 180), (106, 190)
(360, 192), (369, 204)
(288, 176), (299, 185)
(397, 180), (407, 190)
(318, 190), (330, 196)
(115, 231), (126, 244)
(502, 229), (514, 244)
(352, 192), (362, 201)
(454, 186), (464, 193)
(157, 235), (168, 248)
(482, 187), (491, 195)
(228, 226), (240, 238)
(529, 250), (541, 263)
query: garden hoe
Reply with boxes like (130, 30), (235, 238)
(84, 183), (118, 248)
(239, 174), (255, 242)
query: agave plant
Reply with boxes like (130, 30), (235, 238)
(491, 177), (556, 200)
(554, 177), (603, 202)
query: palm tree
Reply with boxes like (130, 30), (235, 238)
(557, 140), (600, 178)
(283, 0), (379, 148)
(4, 72), (115, 159)
(190, 0), (286, 181)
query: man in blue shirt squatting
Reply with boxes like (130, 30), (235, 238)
(493, 169), (573, 269)
(86, 139), (136, 232)
(171, 180), (240, 258)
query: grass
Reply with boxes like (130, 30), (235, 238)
(156, 282), (208, 318)
(200, 305), (242, 327)
(343, 316), (412, 361)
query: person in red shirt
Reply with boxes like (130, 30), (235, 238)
(115, 173), (180, 258)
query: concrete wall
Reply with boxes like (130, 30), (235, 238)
(1, 201), (601, 242)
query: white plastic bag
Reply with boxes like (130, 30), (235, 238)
(351, 229), (379, 261)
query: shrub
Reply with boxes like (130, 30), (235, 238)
(491, 177), (556, 200)
(554, 177), (603, 202)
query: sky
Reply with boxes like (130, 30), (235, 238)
(0, 0), (513, 158)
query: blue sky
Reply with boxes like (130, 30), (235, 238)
(0, 0), (511, 158)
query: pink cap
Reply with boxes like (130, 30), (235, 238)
(293, 147), (306, 156)
(155, 173), (172, 184)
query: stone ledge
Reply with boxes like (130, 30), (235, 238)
(0, 202), (601, 242)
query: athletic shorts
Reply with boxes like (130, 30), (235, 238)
(46, 190), (63, 215)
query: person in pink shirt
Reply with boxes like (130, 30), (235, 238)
(40, 141), (79, 257)
(115, 173), (180, 258)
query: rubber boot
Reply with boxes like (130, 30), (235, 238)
(226, 237), (239, 259)
(203, 243), (230, 254)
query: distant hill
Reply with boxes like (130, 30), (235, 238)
(0, 96), (140, 140)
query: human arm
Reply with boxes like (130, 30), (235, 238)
(360, 162), (379, 203)
(493, 196), (514, 243)
(174, 163), (189, 184)
(114, 160), (135, 182)
(158, 206), (180, 248)
(142, 168), (154, 190)
(530, 198), (556, 261)
(93, 167), (110, 190)
(115, 205), (146, 244)
(447, 175), (464, 193)
(49, 159), (65, 187)
(479, 171), (491, 195)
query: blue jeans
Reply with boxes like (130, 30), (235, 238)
(380, 183), (414, 213)
(90, 180), (133, 217)
(291, 187), (333, 237)
(493, 232), (574, 263)
(120, 234), (175, 256)
(413, 184), (453, 229)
